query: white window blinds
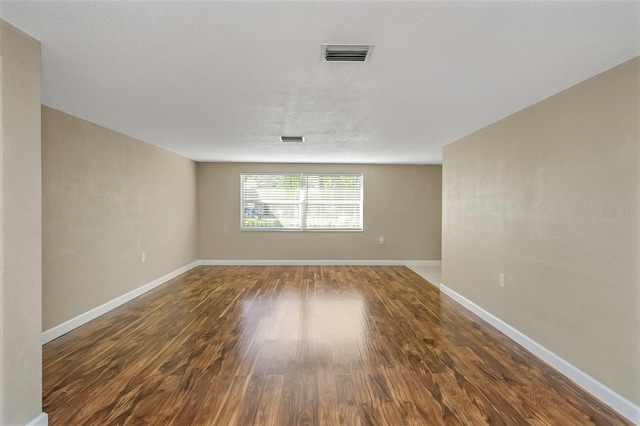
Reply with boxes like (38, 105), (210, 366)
(241, 173), (363, 231)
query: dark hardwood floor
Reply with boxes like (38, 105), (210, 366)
(43, 265), (631, 425)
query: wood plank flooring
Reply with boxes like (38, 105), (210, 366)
(43, 266), (631, 425)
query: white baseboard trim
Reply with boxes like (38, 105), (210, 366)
(25, 412), (48, 426)
(404, 260), (441, 267)
(440, 284), (640, 425)
(42, 261), (200, 344)
(199, 259), (441, 266)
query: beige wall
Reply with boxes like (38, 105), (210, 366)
(0, 20), (43, 425)
(42, 106), (198, 330)
(442, 57), (640, 404)
(198, 162), (441, 261)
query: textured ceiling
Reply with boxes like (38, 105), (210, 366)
(1, 1), (639, 164)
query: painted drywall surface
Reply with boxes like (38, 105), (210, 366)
(42, 106), (198, 330)
(197, 162), (442, 261)
(0, 20), (42, 425)
(0, 22), (4, 424)
(442, 57), (640, 404)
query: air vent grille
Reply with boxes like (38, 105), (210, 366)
(322, 44), (373, 62)
(280, 136), (305, 143)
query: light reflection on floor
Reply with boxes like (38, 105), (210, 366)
(239, 288), (369, 372)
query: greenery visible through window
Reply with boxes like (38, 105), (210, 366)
(241, 173), (363, 231)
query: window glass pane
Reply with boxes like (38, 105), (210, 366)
(242, 203), (300, 228)
(304, 175), (362, 230)
(242, 174), (301, 229)
(306, 175), (363, 202)
(304, 204), (362, 229)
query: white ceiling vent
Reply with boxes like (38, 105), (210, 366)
(280, 136), (305, 143)
(322, 44), (374, 62)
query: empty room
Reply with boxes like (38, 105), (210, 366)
(0, 1), (638, 425)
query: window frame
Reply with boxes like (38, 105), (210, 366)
(240, 172), (364, 232)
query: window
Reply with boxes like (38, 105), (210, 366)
(241, 173), (363, 231)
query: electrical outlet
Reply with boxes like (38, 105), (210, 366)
(499, 273), (506, 288)
(379, 236), (385, 245)
(141, 252), (146, 262)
